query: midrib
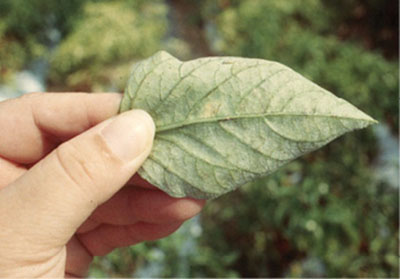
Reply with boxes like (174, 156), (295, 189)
(156, 112), (375, 132)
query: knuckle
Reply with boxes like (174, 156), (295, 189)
(54, 142), (97, 194)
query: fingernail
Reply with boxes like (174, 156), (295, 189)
(101, 110), (155, 161)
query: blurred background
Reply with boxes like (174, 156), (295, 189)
(0, 0), (398, 277)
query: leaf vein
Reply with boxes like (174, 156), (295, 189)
(129, 57), (174, 104)
(217, 121), (287, 163)
(158, 114), (372, 134)
(151, 58), (215, 113)
(157, 134), (256, 175)
(236, 68), (287, 107)
(182, 63), (263, 121)
(148, 155), (220, 193)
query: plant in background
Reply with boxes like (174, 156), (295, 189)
(48, 0), (168, 91)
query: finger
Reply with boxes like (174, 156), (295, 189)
(0, 110), (155, 260)
(0, 92), (122, 164)
(76, 176), (203, 234)
(77, 216), (101, 234)
(78, 222), (182, 256)
(89, 186), (205, 226)
(65, 273), (81, 279)
(126, 174), (159, 190)
(65, 236), (93, 278)
(76, 174), (160, 234)
(0, 157), (27, 189)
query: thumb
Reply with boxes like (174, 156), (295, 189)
(0, 109), (155, 248)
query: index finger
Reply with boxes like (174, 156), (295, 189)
(0, 92), (122, 164)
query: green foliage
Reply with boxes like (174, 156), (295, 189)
(89, 217), (241, 278)
(0, 0), (88, 82)
(48, 0), (168, 91)
(0, 0), (86, 38)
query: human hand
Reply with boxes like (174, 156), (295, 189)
(0, 93), (205, 278)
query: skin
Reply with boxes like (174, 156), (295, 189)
(0, 92), (205, 278)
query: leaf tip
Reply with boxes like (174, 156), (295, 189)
(362, 113), (379, 126)
(371, 118), (379, 125)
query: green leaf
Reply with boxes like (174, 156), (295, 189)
(120, 51), (376, 199)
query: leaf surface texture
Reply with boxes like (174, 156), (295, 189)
(120, 51), (376, 199)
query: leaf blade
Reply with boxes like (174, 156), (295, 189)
(121, 51), (376, 199)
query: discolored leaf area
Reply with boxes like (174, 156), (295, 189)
(120, 51), (376, 199)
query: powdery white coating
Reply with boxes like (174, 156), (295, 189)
(120, 51), (376, 199)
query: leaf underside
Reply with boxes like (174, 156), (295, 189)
(120, 51), (376, 199)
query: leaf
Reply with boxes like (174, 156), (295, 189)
(120, 51), (376, 199)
